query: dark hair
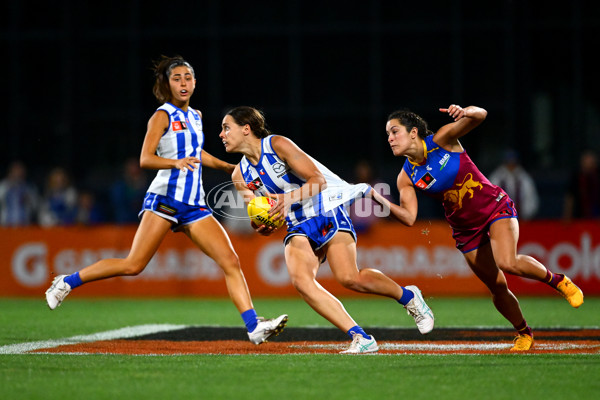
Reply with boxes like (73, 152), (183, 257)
(151, 55), (195, 104)
(226, 106), (272, 139)
(387, 110), (433, 139)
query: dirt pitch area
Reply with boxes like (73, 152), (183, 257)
(30, 326), (600, 355)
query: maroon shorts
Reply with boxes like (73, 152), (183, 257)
(451, 197), (518, 253)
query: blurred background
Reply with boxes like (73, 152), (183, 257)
(2, 0), (599, 224)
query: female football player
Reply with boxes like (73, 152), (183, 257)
(220, 106), (434, 354)
(45, 56), (287, 344)
(370, 103), (584, 351)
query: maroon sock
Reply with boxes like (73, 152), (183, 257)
(515, 320), (533, 337)
(544, 270), (564, 289)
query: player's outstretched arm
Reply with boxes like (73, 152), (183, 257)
(201, 149), (235, 174)
(370, 170), (418, 226)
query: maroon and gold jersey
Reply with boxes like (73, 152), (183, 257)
(403, 135), (515, 252)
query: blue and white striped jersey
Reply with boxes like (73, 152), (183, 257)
(146, 103), (206, 206)
(240, 135), (369, 226)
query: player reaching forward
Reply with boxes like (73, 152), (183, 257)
(370, 104), (584, 351)
(45, 56), (287, 344)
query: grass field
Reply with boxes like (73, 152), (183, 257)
(1, 296), (599, 399)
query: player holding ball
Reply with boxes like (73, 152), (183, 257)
(247, 196), (285, 229)
(220, 106), (434, 354)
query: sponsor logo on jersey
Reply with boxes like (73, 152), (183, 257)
(321, 222), (334, 237)
(439, 153), (450, 170)
(415, 172), (436, 190)
(272, 162), (289, 178)
(172, 121), (187, 131)
(259, 169), (266, 175)
(273, 163), (286, 173)
(247, 177), (263, 191)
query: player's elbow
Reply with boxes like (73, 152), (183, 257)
(400, 209), (418, 227)
(139, 155), (150, 169)
(308, 174), (327, 194)
(480, 108), (488, 120)
(470, 106), (487, 121)
(139, 154), (157, 170)
(404, 216), (416, 227)
(317, 176), (327, 191)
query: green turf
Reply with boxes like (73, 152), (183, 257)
(1, 296), (599, 400)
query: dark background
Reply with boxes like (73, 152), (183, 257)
(3, 0), (599, 219)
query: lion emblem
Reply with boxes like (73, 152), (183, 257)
(443, 173), (482, 211)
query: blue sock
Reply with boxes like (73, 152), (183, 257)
(63, 272), (83, 289)
(241, 309), (258, 332)
(347, 325), (371, 340)
(397, 286), (415, 306)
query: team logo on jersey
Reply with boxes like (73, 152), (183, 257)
(172, 121), (188, 131)
(415, 172), (436, 190)
(443, 173), (483, 211)
(247, 177), (263, 191)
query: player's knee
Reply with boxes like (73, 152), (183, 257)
(289, 274), (315, 296)
(337, 274), (360, 291)
(122, 261), (146, 276)
(486, 276), (510, 295)
(496, 258), (518, 275)
(217, 253), (241, 274)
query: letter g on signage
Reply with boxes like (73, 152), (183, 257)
(12, 243), (48, 287)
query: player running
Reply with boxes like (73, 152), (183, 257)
(45, 56), (287, 344)
(220, 106), (434, 354)
(370, 104), (584, 351)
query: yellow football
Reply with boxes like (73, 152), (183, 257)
(247, 196), (284, 228)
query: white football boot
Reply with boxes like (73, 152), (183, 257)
(404, 285), (435, 334)
(340, 333), (379, 354)
(248, 314), (288, 344)
(45, 275), (72, 310)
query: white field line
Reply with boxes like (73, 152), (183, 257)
(381, 342), (599, 351)
(0, 324), (186, 355)
(293, 342), (600, 351)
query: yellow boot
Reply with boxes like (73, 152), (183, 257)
(556, 276), (584, 308)
(510, 334), (534, 352)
